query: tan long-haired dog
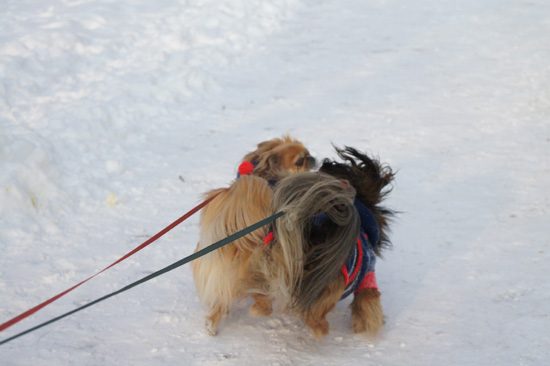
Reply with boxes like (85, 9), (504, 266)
(191, 136), (315, 335)
(245, 147), (395, 338)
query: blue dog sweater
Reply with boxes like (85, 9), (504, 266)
(254, 168), (380, 299)
(339, 200), (379, 299)
(310, 200), (379, 299)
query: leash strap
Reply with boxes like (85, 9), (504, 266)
(0, 211), (285, 346)
(0, 194), (219, 334)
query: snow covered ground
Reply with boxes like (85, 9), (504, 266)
(1, 0), (549, 364)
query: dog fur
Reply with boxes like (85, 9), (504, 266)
(191, 136), (315, 335)
(245, 147), (395, 338)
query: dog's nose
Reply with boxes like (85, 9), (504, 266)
(306, 156), (317, 168)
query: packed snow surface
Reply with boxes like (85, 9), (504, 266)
(1, 0), (549, 365)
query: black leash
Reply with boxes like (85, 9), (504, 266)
(0, 211), (285, 346)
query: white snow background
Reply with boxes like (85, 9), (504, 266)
(1, 0), (549, 365)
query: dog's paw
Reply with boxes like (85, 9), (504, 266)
(351, 312), (384, 335)
(350, 288), (384, 335)
(249, 304), (270, 317)
(249, 303), (272, 318)
(309, 319), (330, 339)
(249, 294), (273, 317)
(205, 318), (218, 336)
(205, 306), (225, 336)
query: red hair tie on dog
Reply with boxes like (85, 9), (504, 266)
(237, 161), (256, 177)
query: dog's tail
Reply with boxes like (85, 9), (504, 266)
(270, 172), (360, 313)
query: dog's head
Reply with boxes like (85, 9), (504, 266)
(242, 136), (316, 181)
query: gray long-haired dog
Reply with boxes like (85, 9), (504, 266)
(245, 147), (395, 338)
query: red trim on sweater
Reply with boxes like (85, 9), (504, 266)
(341, 237), (364, 286)
(355, 271), (378, 293)
(341, 266), (350, 285)
(349, 237), (363, 283)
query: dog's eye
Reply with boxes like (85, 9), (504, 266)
(295, 158), (305, 167)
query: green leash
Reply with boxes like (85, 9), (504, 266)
(0, 211), (285, 346)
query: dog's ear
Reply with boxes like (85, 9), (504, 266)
(242, 149), (283, 180)
(268, 154), (280, 167)
(257, 139), (281, 151)
(253, 153), (281, 179)
(243, 139), (283, 163)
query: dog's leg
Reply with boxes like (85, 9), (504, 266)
(239, 248), (273, 318)
(249, 293), (273, 317)
(350, 288), (384, 335)
(205, 304), (226, 336)
(302, 276), (345, 339)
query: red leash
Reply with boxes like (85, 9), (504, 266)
(0, 194), (218, 333)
